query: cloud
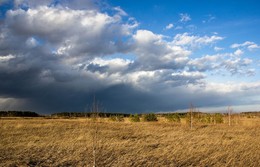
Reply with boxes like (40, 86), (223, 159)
(5, 5), (135, 59)
(188, 53), (254, 76)
(205, 82), (260, 97)
(13, 0), (100, 10)
(230, 41), (260, 51)
(230, 41), (254, 48)
(133, 29), (164, 44)
(114, 6), (128, 16)
(165, 23), (174, 30)
(0, 1), (137, 112)
(85, 57), (133, 75)
(133, 30), (191, 70)
(0, 97), (29, 110)
(188, 54), (223, 72)
(0, 1), (259, 113)
(234, 49), (244, 56)
(179, 13), (191, 22)
(0, 54), (15, 62)
(223, 58), (253, 76)
(173, 33), (224, 48)
(247, 44), (260, 51)
(25, 37), (39, 48)
(214, 46), (224, 51)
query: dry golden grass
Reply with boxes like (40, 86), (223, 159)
(0, 117), (260, 166)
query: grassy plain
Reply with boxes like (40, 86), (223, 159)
(0, 116), (260, 166)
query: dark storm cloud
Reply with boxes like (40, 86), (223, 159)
(86, 63), (109, 73)
(0, 0), (259, 113)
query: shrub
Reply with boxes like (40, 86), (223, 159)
(200, 114), (212, 123)
(215, 113), (224, 123)
(143, 113), (158, 122)
(205, 114), (212, 123)
(109, 115), (124, 122)
(186, 112), (192, 124)
(129, 114), (140, 122)
(165, 113), (181, 123)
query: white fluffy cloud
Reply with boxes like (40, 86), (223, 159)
(231, 41), (260, 51)
(204, 82), (260, 94)
(188, 53), (254, 76)
(6, 5), (136, 60)
(214, 46), (224, 51)
(247, 44), (260, 51)
(165, 23), (174, 30)
(173, 33), (224, 47)
(234, 49), (244, 56)
(133, 30), (191, 70)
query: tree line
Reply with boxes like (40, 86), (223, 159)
(0, 111), (39, 117)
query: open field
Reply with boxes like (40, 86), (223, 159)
(0, 117), (260, 166)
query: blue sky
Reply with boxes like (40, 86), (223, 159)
(110, 0), (260, 58)
(0, 0), (259, 113)
(109, 0), (260, 83)
(110, 1), (259, 34)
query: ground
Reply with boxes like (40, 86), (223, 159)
(0, 117), (259, 166)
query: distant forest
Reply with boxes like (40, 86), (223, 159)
(51, 112), (130, 118)
(0, 111), (130, 117)
(0, 111), (39, 117)
(0, 111), (259, 118)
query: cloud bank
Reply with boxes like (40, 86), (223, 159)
(0, 0), (259, 113)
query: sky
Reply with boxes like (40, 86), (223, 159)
(0, 0), (259, 114)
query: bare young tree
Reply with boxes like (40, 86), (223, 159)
(213, 113), (216, 125)
(90, 96), (100, 167)
(190, 103), (194, 130)
(227, 106), (233, 126)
